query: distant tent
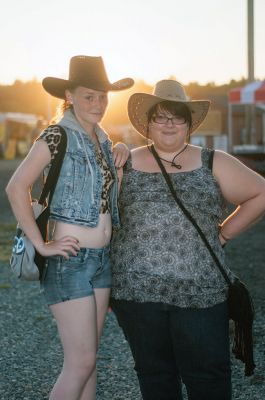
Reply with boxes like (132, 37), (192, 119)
(0, 112), (38, 125)
(228, 81), (265, 152)
(229, 80), (265, 104)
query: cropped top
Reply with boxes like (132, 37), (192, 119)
(110, 148), (235, 308)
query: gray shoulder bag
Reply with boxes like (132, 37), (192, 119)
(10, 126), (67, 281)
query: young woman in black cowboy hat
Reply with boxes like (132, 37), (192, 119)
(6, 55), (134, 400)
(110, 80), (265, 400)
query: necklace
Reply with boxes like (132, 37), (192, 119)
(148, 143), (188, 169)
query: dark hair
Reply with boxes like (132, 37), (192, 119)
(147, 101), (192, 129)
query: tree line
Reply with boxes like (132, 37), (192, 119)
(0, 77), (250, 125)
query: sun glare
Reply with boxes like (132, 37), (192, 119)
(0, 0), (265, 86)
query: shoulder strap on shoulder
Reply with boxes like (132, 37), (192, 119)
(123, 152), (132, 172)
(208, 149), (215, 172)
(202, 148), (215, 172)
(38, 126), (67, 205)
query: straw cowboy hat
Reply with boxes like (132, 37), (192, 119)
(128, 80), (210, 137)
(42, 55), (134, 99)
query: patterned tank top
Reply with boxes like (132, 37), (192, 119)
(110, 148), (235, 308)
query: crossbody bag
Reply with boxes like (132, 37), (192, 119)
(150, 144), (255, 376)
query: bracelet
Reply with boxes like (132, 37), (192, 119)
(219, 230), (230, 242)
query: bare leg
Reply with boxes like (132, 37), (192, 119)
(79, 288), (111, 400)
(49, 296), (97, 400)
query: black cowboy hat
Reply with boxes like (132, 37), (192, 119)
(42, 55), (134, 99)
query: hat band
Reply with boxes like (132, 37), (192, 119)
(68, 77), (110, 89)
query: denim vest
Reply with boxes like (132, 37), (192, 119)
(49, 110), (120, 228)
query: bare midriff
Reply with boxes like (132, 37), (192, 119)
(52, 213), (112, 248)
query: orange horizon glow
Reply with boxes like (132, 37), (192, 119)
(1, 0), (265, 89)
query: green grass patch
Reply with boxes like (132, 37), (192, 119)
(0, 223), (16, 263)
(0, 283), (12, 289)
(35, 314), (46, 321)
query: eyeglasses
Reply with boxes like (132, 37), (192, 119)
(152, 115), (186, 125)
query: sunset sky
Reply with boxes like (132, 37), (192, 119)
(1, 0), (265, 86)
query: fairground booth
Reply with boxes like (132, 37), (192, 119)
(228, 80), (265, 155)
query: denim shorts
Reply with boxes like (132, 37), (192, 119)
(40, 245), (111, 306)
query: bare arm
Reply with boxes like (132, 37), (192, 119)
(6, 140), (79, 257)
(213, 150), (265, 245)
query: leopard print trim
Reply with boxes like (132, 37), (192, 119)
(37, 125), (62, 161)
(96, 147), (115, 213)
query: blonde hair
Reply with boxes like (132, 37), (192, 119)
(49, 100), (73, 124)
(49, 85), (78, 124)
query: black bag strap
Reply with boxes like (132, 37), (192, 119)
(150, 144), (231, 285)
(38, 125), (67, 206)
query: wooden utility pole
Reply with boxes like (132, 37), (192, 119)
(247, 0), (254, 82)
(246, 0), (255, 144)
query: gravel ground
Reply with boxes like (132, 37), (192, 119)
(0, 159), (265, 399)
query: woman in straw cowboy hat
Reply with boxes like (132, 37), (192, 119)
(110, 80), (265, 399)
(6, 55), (134, 400)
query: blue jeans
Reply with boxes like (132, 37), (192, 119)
(111, 299), (231, 400)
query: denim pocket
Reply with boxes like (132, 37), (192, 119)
(70, 152), (90, 179)
(60, 251), (87, 271)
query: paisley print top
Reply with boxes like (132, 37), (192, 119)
(110, 148), (235, 308)
(38, 126), (114, 213)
